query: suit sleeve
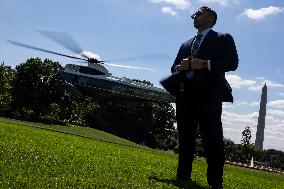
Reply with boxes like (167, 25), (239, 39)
(171, 44), (184, 74)
(210, 34), (239, 72)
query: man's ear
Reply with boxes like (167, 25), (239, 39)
(208, 15), (215, 27)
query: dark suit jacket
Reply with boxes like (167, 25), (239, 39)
(162, 29), (238, 102)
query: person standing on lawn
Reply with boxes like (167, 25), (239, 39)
(171, 6), (238, 189)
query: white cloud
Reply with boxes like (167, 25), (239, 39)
(235, 100), (248, 106)
(242, 6), (284, 21)
(250, 101), (259, 107)
(265, 115), (275, 122)
(223, 127), (243, 144)
(264, 117), (284, 150)
(198, 0), (229, 6)
(275, 66), (283, 79)
(223, 102), (235, 109)
(222, 111), (258, 145)
(226, 74), (257, 89)
(267, 100), (284, 109)
(220, 74), (284, 151)
(235, 101), (263, 108)
(261, 80), (284, 88)
(222, 110), (258, 127)
(226, 74), (284, 92)
(149, 0), (191, 10)
(256, 76), (265, 80)
(161, 7), (177, 16)
(248, 85), (262, 92)
(267, 109), (284, 118)
(278, 93), (284, 97)
(222, 110), (284, 151)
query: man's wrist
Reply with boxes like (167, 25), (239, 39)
(202, 61), (208, 69)
(202, 60), (211, 70)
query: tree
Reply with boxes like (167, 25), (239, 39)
(102, 102), (156, 147)
(132, 79), (153, 86)
(11, 58), (62, 120)
(0, 62), (15, 116)
(239, 125), (252, 162)
(224, 138), (236, 161)
(241, 125), (252, 146)
(152, 103), (177, 150)
(264, 149), (284, 169)
(8, 59), (178, 151)
(59, 95), (100, 125)
(84, 81), (177, 151)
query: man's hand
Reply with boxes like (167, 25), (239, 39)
(180, 57), (208, 71)
(190, 58), (207, 70)
(180, 57), (191, 71)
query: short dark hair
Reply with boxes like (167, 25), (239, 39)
(199, 6), (217, 26)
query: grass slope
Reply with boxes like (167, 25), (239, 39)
(0, 118), (283, 188)
(4, 118), (141, 148)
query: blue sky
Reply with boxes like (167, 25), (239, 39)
(1, 0), (284, 151)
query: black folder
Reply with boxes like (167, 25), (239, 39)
(160, 73), (185, 96)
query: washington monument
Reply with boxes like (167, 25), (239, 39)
(255, 83), (267, 149)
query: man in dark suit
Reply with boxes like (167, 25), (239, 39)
(170, 6), (238, 189)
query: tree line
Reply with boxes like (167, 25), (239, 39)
(224, 126), (283, 170)
(0, 58), (177, 150)
(193, 126), (284, 170)
(0, 58), (283, 170)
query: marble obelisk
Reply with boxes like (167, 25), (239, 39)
(255, 83), (267, 149)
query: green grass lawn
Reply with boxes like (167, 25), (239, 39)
(0, 117), (283, 188)
(10, 118), (142, 148)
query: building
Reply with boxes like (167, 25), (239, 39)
(255, 83), (267, 150)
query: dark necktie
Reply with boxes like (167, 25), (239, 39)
(186, 33), (203, 78)
(191, 33), (203, 56)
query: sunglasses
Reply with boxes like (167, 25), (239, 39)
(191, 11), (208, 19)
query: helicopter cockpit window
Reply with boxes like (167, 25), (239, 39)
(79, 66), (105, 75)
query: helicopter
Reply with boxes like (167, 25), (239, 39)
(8, 31), (174, 106)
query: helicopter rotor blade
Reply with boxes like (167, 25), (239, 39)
(37, 30), (83, 55)
(104, 63), (156, 72)
(103, 53), (171, 63)
(37, 31), (170, 65)
(38, 31), (105, 61)
(7, 40), (87, 61)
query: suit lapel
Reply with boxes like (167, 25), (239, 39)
(197, 30), (216, 56)
(188, 38), (195, 51)
(183, 38), (195, 57)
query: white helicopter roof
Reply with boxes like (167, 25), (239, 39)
(87, 63), (111, 76)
